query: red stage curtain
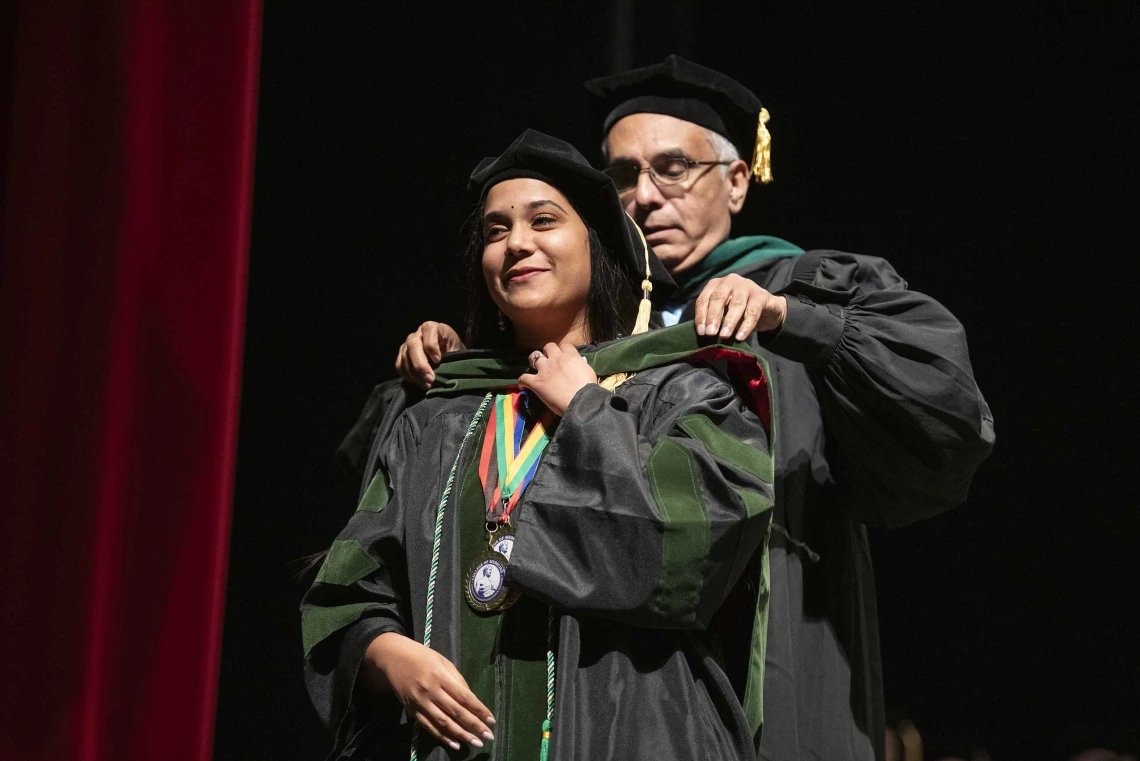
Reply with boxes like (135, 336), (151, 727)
(0, 3), (261, 760)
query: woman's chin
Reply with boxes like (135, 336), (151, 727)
(499, 291), (564, 315)
(504, 307), (558, 331)
(502, 301), (581, 335)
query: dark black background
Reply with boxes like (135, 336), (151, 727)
(215, 2), (1139, 759)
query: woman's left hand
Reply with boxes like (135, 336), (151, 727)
(517, 342), (598, 416)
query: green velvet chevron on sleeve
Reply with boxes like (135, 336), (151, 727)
(677, 414), (773, 483)
(301, 602), (375, 657)
(646, 437), (710, 623)
(356, 469), (392, 512)
(314, 539), (380, 586)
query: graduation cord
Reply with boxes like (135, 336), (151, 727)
(410, 392), (493, 761)
(769, 523), (821, 563)
(541, 606), (556, 761)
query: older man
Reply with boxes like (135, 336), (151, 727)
(360, 56), (995, 761)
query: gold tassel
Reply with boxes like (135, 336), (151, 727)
(629, 217), (653, 338)
(598, 373), (630, 391)
(600, 216), (655, 392)
(749, 107), (773, 184)
(632, 278), (653, 336)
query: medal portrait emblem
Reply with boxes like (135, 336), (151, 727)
(491, 534), (514, 561)
(467, 556), (507, 610)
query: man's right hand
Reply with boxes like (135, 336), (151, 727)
(361, 632), (495, 752)
(396, 321), (465, 389)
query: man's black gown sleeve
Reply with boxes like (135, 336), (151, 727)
(761, 251), (995, 526)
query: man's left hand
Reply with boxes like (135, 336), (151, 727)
(517, 343), (598, 417)
(693, 273), (787, 340)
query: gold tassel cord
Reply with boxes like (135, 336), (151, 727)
(629, 215), (653, 337)
(749, 107), (773, 184)
(600, 214), (654, 391)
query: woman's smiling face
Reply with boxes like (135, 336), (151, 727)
(481, 178), (592, 343)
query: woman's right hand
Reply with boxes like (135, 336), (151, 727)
(396, 321), (466, 390)
(361, 632), (495, 751)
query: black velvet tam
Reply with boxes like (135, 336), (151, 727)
(468, 128), (674, 296)
(584, 54), (764, 161)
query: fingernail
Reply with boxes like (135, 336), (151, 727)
(720, 326), (732, 337)
(483, 730), (495, 741)
(709, 322), (719, 333)
(736, 330), (747, 341)
(485, 716), (496, 725)
(448, 741), (461, 751)
(470, 738), (484, 749)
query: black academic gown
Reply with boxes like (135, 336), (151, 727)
(671, 248), (996, 761)
(305, 353), (776, 761)
(334, 247), (996, 761)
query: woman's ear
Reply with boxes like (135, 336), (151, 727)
(727, 159), (750, 214)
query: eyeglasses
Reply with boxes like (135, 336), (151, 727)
(602, 156), (733, 194)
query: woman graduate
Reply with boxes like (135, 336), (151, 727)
(302, 130), (777, 761)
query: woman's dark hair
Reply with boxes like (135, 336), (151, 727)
(461, 197), (641, 348)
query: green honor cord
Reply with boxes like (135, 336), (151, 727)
(410, 392), (556, 761)
(541, 606), (555, 761)
(410, 393), (491, 761)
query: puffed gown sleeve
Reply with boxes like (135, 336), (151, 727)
(766, 251), (996, 526)
(507, 366), (774, 630)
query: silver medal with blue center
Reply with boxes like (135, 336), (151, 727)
(465, 551), (514, 612)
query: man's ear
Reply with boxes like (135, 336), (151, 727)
(726, 159), (750, 215)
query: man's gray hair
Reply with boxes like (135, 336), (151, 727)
(601, 126), (740, 176)
(704, 130), (740, 176)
